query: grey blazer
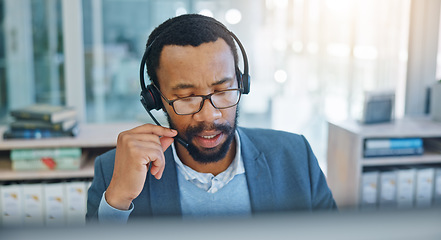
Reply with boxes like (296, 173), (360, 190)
(86, 127), (337, 220)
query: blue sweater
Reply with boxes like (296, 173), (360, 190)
(178, 170), (251, 218)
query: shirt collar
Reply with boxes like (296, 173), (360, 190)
(171, 130), (244, 193)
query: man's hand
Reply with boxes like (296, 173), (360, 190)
(105, 124), (178, 210)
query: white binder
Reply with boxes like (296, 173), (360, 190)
(44, 182), (66, 226)
(432, 168), (441, 206)
(415, 168), (435, 208)
(360, 171), (379, 210)
(396, 168), (416, 209)
(1, 184), (23, 226)
(22, 184), (44, 226)
(379, 170), (397, 209)
(65, 181), (87, 226)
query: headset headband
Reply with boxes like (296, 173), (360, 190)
(139, 17), (250, 94)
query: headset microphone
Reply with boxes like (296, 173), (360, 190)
(173, 135), (190, 149)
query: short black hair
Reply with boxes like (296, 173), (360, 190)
(145, 14), (239, 88)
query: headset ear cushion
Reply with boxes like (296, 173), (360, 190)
(140, 85), (163, 111)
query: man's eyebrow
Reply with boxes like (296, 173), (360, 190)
(211, 77), (233, 86)
(171, 83), (195, 90)
(171, 77), (234, 90)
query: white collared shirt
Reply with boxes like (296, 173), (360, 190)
(171, 131), (244, 194)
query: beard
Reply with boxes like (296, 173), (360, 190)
(165, 109), (238, 164)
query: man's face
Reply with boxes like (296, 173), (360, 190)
(157, 38), (239, 164)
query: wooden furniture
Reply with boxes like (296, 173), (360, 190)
(326, 117), (441, 209)
(0, 122), (141, 181)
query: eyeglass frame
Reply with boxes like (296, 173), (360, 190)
(152, 84), (243, 115)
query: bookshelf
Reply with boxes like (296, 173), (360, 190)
(0, 122), (141, 181)
(326, 117), (441, 209)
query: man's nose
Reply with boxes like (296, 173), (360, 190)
(193, 98), (222, 122)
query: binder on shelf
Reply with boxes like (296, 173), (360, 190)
(0, 184), (23, 226)
(22, 184), (44, 226)
(44, 183), (66, 226)
(11, 148), (82, 160)
(10, 148), (84, 171)
(424, 138), (441, 152)
(11, 156), (85, 171)
(364, 138), (423, 158)
(396, 168), (416, 209)
(10, 104), (77, 123)
(10, 118), (77, 132)
(433, 168), (441, 206)
(378, 169), (397, 209)
(66, 182), (87, 226)
(4, 104), (79, 140)
(360, 171), (379, 210)
(415, 168), (435, 208)
(3, 125), (79, 139)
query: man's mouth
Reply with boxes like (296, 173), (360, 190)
(194, 132), (223, 149)
(201, 134), (217, 139)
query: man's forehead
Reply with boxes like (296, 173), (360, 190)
(157, 38), (236, 90)
(161, 38), (231, 53)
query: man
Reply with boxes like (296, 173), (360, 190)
(87, 14), (336, 223)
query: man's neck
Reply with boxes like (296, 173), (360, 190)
(175, 138), (236, 176)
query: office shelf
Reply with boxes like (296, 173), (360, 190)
(0, 122), (141, 181)
(326, 117), (441, 209)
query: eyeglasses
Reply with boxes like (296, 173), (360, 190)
(153, 85), (242, 115)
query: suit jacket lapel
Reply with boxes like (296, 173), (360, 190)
(238, 128), (276, 213)
(148, 147), (182, 216)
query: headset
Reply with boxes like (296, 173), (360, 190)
(139, 16), (251, 148)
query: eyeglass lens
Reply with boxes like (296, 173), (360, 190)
(173, 90), (240, 115)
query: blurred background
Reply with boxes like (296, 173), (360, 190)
(0, 0), (439, 172)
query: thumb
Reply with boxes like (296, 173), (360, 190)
(159, 136), (175, 152)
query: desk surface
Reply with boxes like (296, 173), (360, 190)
(1, 208), (441, 240)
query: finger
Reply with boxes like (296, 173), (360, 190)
(117, 132), (162, 152)
(149, 148), (166, 176)
(124, 140), (164, 169)
(151, 159), (165, 180)
(159, 136), (175, 152)
(130, 133), (161, 145)
(146, 161), (163, 180)
(154, 167), (164, 180)
(127, 124), (178, 138)
(150, 162), (165, 180)
(119, 132), (162, 146)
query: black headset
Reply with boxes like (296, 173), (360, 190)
(139, 16), (251, 148)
